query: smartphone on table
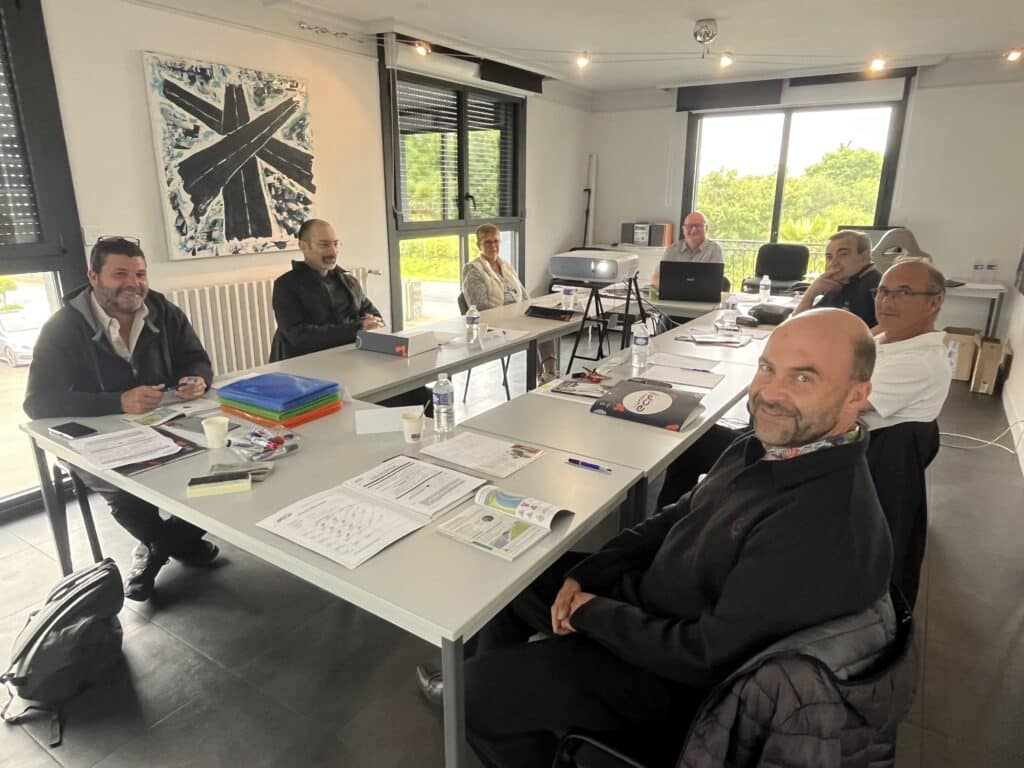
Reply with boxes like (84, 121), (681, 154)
(48, 422), (99, 440)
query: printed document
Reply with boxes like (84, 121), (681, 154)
(344, 455), (485, 518)
(119, 398), (220, 427)
(420, 432), (543, 478)
(258, 488), (423, 569)
(438, 485), (573, 561)
(73, 428), (182, 469)
(647, 352), (720, 371)
(640, 365), (724, 390)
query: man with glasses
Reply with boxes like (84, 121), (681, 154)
(650, 211), (723, 289)
(794, 230), (881, 326)
(270, 218), (384, 361)
(24, 236), (218, 601)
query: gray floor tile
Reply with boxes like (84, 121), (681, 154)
(895, 722), (921, 768)
(4, 506), (86, 550)
(920, 728), (1024, 768)
(0, 723), (60, 768)
(0, 546), (63, 621)
(0, 528), (28, 558)
(92, 677), (346, 768)
(333, 685), (447, 768)
(20, 620), (242, 768)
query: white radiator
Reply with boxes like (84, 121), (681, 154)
(167, 268), (377, 376)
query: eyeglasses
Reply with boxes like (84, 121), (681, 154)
(96, 235), (141, 246)
(683, 223), (707, 230)
(870, 287), (942, 300)
(479, 239), (501, 246)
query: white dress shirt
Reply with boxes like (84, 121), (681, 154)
(862, 330), (952, 430)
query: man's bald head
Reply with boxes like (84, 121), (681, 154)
(682, 211), (709, 250)
(874, 261), (945, 343)
(748, 308), (874, 448)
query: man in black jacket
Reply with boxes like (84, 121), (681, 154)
(269, 218), (384, 361)
(24, 236), (218, 601)
(446, 309), (893, 768)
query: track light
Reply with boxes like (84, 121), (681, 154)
(869, 57), (887, 72)
(575, 51), (591, 70)
(413, 40), (431, 56)
(719, 52), (734, 68)
(1007, 48), (1022, 63)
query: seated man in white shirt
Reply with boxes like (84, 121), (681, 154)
(650, 211), (723, 289)
(861, 260), (951, 428)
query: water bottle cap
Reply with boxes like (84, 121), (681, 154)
(438, 373), (449, 381)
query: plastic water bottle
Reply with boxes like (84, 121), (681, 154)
(972, 257), (987, 284)
(433, 373), (455, 434)
(631, 321), (650, 369)
(465, 304), (480, 342)
(985, 259), (1000, 285)
(759, 274), (771, 301)
(561, 286), (574, 310)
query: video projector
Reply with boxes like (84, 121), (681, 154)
(548, 250), (639, 286)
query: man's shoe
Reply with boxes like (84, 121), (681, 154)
(416, 663), (443, 706)
(173, 539), (219, 566)
(124, 542), (168, 602)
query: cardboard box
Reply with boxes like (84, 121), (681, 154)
(355, 328), (456, 357)
(969, 338), (1012, 395)
(943, 327), (982, 381)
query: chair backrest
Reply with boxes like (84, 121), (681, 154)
(457, 292), (468, 315)
(754, 243), (810, 280)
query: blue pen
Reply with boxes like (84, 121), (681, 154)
(567, 457), (612, 474)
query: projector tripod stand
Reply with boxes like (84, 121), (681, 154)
(566, 274), (648, 375)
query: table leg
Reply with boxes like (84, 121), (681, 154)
(526, 340), (538, 391)
(988, 294), (1004, 337)
(621, 476), (648, 529)
(442, 636), (467, 768)
(31, 440), (72, 575)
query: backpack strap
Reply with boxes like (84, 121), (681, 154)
(1, 684), (63, 746)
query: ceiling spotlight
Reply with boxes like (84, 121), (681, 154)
(413, 40), (431, 56)
(1007, 48), (1022, 62)
(869, 57), (887, 72)
(575, 51), (591, 70)
(693, 19), (719, 45)
(719, 52), (734, 68)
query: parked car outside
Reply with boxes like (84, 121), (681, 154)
(0, 313), (41, 367)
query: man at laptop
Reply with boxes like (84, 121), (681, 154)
(651, 211), (723, 289)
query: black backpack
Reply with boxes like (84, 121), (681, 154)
(1, 557), (125, 745)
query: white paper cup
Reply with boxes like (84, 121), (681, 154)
(401, 411), (424, 444)
(202, 416), (230, 448)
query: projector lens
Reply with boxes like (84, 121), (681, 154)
(597, 261), (609, 273)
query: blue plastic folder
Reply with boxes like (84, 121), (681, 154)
(216, 373), (340, 412)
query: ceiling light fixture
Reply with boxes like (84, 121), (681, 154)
(693, 18), (719, 59)
(413, 40), (432, 56)
(719, 52), (734, 68)
(869, 57), (887, 72)
(1007, 48), (1022, 62)
(575, 51), (591, 70)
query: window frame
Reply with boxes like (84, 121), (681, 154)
(681, 98), (908, 243)
(378, 58), (527, 330)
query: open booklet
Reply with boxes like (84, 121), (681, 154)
(438, 485), (574, 561)
(343, 455), (485, 519)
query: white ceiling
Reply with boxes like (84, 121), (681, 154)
(146, 0), (1024, 91)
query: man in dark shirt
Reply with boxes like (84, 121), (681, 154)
(794, 230), (881, 327)
(270, 218), (385, 361)
(449, 309), (893, 768)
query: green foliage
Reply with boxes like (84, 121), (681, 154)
(399, 236), (461, 282)
(0, 303), (23, 311)
(400, 129), (504, 221)
(0, 275), (15, 305)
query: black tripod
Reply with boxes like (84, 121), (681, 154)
(565, 274), (647, 374)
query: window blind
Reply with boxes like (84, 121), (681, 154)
(396, 80), (459, 222)
(0, 25), (41, 246)
(467, 94), (516, 219)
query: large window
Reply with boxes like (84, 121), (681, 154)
(381, 67), (525, 329)
(689, 105), (895, 288)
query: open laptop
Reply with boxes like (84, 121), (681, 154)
(658, 261), (725, 302)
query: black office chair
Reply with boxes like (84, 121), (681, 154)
(866, 420), (940, 609)
(457, 293), (511, 404)
(740, 243), (810, 295)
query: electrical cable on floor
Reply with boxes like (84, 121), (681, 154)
(939, 420), (1024, 455)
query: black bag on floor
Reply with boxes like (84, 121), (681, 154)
(1, 557), (124, 746)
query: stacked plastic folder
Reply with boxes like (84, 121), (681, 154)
(217, 373), (342, 428)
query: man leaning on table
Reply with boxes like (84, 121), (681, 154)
(420, 309), (894, 768)
(24, 236), (219, 602)
(793, 230), (881, 327)
(649, 211), (723, 289)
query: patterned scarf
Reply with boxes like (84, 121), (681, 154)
(762, 425), (862, 461)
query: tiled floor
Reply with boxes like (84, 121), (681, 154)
(1, 353), (1022, 766)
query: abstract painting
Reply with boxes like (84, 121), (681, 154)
(144, 52), (316, 260)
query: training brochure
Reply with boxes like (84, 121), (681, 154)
(420, 432), (543, 478)
(439, 485), (574, 561)
(343, 455), (485, 519)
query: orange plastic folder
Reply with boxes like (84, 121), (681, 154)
(589, 379), (702, 431)
(220, 399), (342, 428)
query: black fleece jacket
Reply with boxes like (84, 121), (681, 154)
(23, 285), (212, 419)
(567, 430), (892, 691)
(269, 260), (381, 361)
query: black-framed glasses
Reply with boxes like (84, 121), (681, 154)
(95, 235), (141, 246)
(870, 287), (942, 300)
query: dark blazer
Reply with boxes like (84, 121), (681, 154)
(270, 260), (381, 362)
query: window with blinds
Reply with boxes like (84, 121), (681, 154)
(0, 26), (41, 246)
(396, 80), (459, 222)
(467, 94), (517, 219)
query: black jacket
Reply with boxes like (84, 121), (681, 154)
(817, 264), (881, 327)
(680, 589), (917, 767)
(270, 260), (381, 361)
(23, 285), (213, 419)
(568, 430), (893, 690)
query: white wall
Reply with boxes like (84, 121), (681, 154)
(41, 0), (393, 317)
(523, 96), (592, 296)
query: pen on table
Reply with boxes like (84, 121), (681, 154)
(680, 366), (714, 374)
(566, 457), (612, 474)
(628, 377), (673, 388)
